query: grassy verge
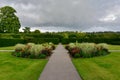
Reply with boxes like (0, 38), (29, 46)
(0, 46), (14, 50)
(72, 52), (120, 80)
(0, 52), (47, 80)
(108, 45), (120, 50)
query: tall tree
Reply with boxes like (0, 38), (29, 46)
(0, 6), (21, 33)
(23, 27), (31, 33)
(33, 29), (41, 33)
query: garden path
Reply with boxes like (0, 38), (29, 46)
(39, 43), (82, 80)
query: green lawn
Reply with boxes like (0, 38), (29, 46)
(0, 52), (47, 80)
(0, 46), (14, 50)
(72, 52), (120, 80)
(108, 45), (120, 50)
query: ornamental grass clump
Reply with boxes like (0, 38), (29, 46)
(69, 43), (76, 48)
(66, 42), (109, 58)
(67, 43), (81, 58)
(79, 43), (97, 57)
(49, 42), (56, 50)
(13, 44), (26, 57)
(24, 43), (35, 56)
(29, 44), (43, 56)
(13, 43), (55, 59)
(15, 44), (26, 52)
(97, 43), (109, 55)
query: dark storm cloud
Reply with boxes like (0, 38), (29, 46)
(0, 0), (120, 31)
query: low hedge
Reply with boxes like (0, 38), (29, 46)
(61, 38), (120, 45)
(0, 38), (25, 47)
(0, 38), (59, 47)
(24, 38), (59, 44)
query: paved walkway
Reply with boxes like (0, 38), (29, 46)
(39, 44), (82, 80)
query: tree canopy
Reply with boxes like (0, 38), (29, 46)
(23, 27), (31, 33)
(0, 6), (21, 33)
(34, 29), (41, 33)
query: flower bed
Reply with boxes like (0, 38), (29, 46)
(12, 43), (55, 59)
(65, 42), (110, 58)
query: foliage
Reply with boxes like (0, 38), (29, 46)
(30, 44), (43, 56)
(0, 38), (25, 47)
(74, 53), (81, 58)
(69, 47), (80, 57)
(13, 43), (55, 59)
(23, 27), (31, 33)
(15, 44), (26, 52)
(24, 37), (59, 44)
(97, 43), (108, 50)
(0, 31), (120, 47)
(33, 29), (41, 33)
(79, 43), (97, 57)
(0, 6), (20, 33)
(66, 42), (110, 58)
(38, 54), (46, 59)
(41, 48), (52, 56)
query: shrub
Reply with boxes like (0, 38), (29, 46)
(97, 43), (108, 51)
(41, 48), (52, 56)
(66, 42), (109, 58)
(79, 43), (97, 57)
(0, 38), (25, 47)
(15, 44), (26, 52)
(15, 52), (21, 57)
(69, 47), (80, 57)
(96, 43), (109, 56)
(29, 54), (36, 59)
(69, 43), (76, 48)
(27, 43), (35, 47)
(13, 43), (55, 59)
(74, 53), (81, 58)
(65, 45), (70, 50)
(24, 37), (59, 44)
(30, 44), (43, 56)
(49, 42), (56, 50)
(38, 54), (46, 59)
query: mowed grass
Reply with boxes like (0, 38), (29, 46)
(108, 45), (120, 50)
(0, 46), (14, 50)
(0, 52), (47, 80)
(72, 52), (120, 80)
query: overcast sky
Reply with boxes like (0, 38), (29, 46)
(0, 0), (120, 32)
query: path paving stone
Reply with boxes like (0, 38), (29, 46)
(39, 44), (82, 80)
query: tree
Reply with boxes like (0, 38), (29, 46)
(0, 6), (21, 33)
(23, 27), (31, 33)
(33, 29), (41, 33)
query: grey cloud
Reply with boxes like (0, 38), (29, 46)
(0, 0), (120, 31)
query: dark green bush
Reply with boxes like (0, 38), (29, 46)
(74, 53), (81, 58)
(29, 54), (36, 59)
(24, 37), (59, 44)
(41, 48), (52, 56)
(38, 54), (46, 59)
(0, 38), (25, 47)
